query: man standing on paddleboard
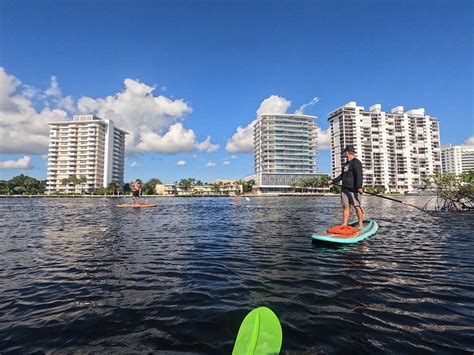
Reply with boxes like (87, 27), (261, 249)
(131, 179), (142, 205)
(327, 145), (364, 229)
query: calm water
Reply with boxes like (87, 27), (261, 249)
(0, 197), (473, 353)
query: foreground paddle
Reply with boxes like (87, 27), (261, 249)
(233, 307), (282, 355)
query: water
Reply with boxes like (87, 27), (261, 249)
(0, 196), (473, 353)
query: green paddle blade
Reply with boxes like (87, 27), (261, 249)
(232, 307), (282, 355)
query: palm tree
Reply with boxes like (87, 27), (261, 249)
(211, 183), (221, 194)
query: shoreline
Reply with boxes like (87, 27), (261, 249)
(0, 193), (425, 198)
(0, 193), (340, 198)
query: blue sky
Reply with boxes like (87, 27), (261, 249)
(0, 0), (472, 183)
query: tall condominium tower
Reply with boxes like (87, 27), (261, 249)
(247, 113), (324, 193)
(328, 102), (441, 192)
(47, 115), (127, 194)
(441, 144), (474, 175)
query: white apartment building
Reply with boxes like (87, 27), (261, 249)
(328, 102), (441, 192)
(247, 113), (326, 193)
(441, 144), (474, 174)
(47, 115), (127, 194)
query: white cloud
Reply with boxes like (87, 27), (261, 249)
(318, 127), (331, 150)
(136, 123), (219, 153)
(256, 95), (292, 118)
(463, 136), (474, 145)
(191, 154), (198, 160)
(0, 67), (218, 156)
(206, 161), (216, 168)
(0, 156), (32, 169)
(226, 95), (291, 153)
(196, 136), (219, 153)
(21, 85), (38, 100)
(295, 97), (319, 115)
(223, 161), (231, 165)
(130, 161), (141, 168)
(231, 155), (237, 159)
(77, 78), (218, 154)
(177, 160), (186, 166)
(0, 67), (68, 154)
(0, 67), (21, 112)
(226, 121), (256, 153)
(45, 76), (62, 97)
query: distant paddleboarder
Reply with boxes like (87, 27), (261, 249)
(328, 145), (364, 229)
(131, 179), (142, 205)
(233, 183), (241, 205)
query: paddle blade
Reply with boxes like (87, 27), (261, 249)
(232, 307), (282, 355)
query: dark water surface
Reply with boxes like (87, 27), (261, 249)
(1, 197), (473, 353)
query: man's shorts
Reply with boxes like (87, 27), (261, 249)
(341, 189), (362, 207)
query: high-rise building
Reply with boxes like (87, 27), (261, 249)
(328, 102), (441, 192)
(441, 144), (474, 174)
(246, 113), (326, 193)
(47, 115), (127, 194)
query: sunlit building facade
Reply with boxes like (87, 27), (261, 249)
(328, 102), (441, 192)
(247, 113), (326, 193)
(441, 144), (474, 174)
(47, 115), (127, 193)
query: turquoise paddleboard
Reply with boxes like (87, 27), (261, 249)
(311, 220), (379, 244)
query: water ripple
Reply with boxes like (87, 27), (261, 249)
(0, 196), (473, 353)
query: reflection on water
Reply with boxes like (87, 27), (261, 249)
(0, 196), (473, 353)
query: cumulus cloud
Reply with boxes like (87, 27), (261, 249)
(295, 97), (319, 115)
(0, 67), (218, 156)
(226, 95), (291, 153)
(318, 127), (331, 150)
(206, 161), (216, 168)
(45, 76), (61, 97)
(226, 123), (255, 153)
(0, 156), (32, 169)
(0, 68), (68, 154)
(223, 161), (231, 165)
(177, 160), (186, 166)
(130, 161), (141, 168)
(77, 78), (218, 154)
(0, 69), (21, 112)
(196, 136), (219, 153)
(463, 136), (474, 145)
(136, 123), (219, 153)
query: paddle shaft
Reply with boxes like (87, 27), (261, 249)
(333, 184), (433, 215)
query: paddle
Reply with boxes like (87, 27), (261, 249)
(332, 183), (434, 216)
(233, 307), (282, 355)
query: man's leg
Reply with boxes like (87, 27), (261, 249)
(355, 206), (364, 229)
(342, 204), (350, 226)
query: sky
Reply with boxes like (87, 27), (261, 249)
(0, 0), (472, 183)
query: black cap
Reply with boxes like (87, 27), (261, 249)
(343, 145), (355, 153)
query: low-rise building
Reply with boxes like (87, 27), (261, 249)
(155, 183), (177, 195)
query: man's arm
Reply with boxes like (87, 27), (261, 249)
(354, 160), (363, 191)
(330, 173), (343, 185)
